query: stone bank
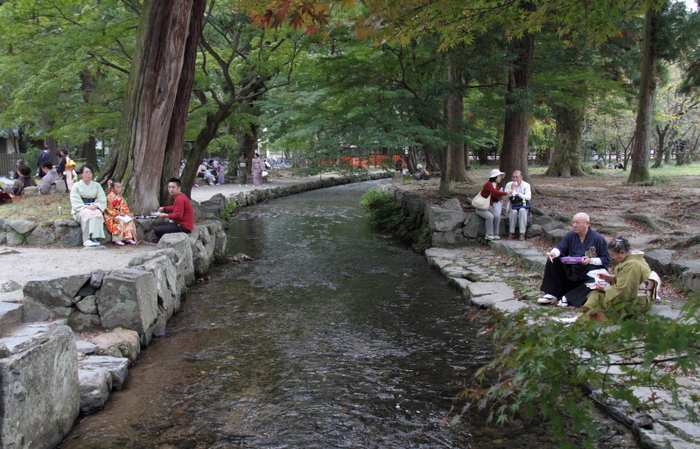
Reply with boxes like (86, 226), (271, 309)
(0, 172), (386, 449)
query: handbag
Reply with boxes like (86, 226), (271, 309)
(510, 195), (524, 208)
(471, 193), (490, 211)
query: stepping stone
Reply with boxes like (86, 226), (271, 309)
(465, 282), (515, 308)
(493, 299), (529, 315)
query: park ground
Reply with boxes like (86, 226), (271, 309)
(1, 165), (699, 305)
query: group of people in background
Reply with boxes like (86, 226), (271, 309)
(234, 152), (267, 187)
(471, 167), (657, 323)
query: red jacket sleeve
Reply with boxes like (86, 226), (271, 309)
(480, 182), (508, 205)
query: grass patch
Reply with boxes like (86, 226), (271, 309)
(0, 194), (71, 223)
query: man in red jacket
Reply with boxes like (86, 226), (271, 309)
(152, 178), (195, 243)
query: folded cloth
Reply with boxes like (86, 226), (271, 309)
(78, 208), (104, 222)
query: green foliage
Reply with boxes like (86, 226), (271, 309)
(220, 201), (238, 219)
(360, 187), (403, 227)
(460, 299), (700, 447)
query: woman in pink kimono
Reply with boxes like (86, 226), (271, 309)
(251, 152), (265, 187)
(104, 180), (138, 246)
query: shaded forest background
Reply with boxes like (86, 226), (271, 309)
(0, 0), (699, 212)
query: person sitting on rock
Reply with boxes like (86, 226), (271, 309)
(70, 165), (107, 247)
(537, 212), (610, 308)
(412, 164), (430, 181)
(197, 159), (216, 186)
(38, 161), (61, 195)
(12, 166), (36, 195)
(504, 170), (531, 241)
(152, 177), (195, 244)
(577, 235), (656, 322)
(104, 180), (138, 246)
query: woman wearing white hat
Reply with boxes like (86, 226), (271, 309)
(475, 169), (510, 240)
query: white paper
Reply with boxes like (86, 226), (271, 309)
(115, 215), (133, 224)
(586, 268), (610, 289)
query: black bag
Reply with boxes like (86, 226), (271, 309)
(510, 195), (524, 208)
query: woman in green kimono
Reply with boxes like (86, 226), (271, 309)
(70, 165), (107, 247)
(581, 236), (653, 321)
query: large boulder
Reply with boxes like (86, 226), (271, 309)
(157, 233), (194, 288)
(96, 269), (158, 346)
(0, 323), (79, 449)
(25, 226), (55, 246)
(644, 249), (676, 276)
(462, 213), (486, 239)
(90, 328), (140, 362)
(77, 367), (112, 414)
(131, 254), (180, 319)
(23, 272), (92, 308)
(426, 204), (467, 233)
(4, 219), (37, 235)
(22, 297), (72, 322)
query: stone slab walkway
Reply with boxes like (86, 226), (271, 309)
(425, 240), (700, 449)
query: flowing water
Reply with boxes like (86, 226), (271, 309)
(60, 181), (623, 448)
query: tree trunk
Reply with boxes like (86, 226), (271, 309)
(500, 32), (534, 185)
(83, 136), (98, 168)
(627, 6), (659, 184)
(98, 0), (204, 214)
(446, 48), (471, 185)
(160, 0), (206, 204)
(653, 124), (668, 168)
(545, 103), (586, 177)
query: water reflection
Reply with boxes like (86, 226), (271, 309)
(61, 181), (561, 449)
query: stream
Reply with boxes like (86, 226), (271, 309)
(60, 180), (634, 448)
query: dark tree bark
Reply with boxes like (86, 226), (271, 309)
(83, 136), (98, 169)
(653, 123), (670, 168)
(445, 47), (471, 191)
(499, 32), (534, 185)
(99, 0), (205, 214)
(627, 6), (659, 184)
(160, 0), (206, 204)
(545, 103), (586, 177)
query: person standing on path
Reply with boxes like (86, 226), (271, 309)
(152, 178), (195, 243)
(37, 146), (51, 178)
(235, 153), (249, 186)
(251, 152), (265, 187)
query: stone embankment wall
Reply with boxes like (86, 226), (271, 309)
(377, 182), (700, 293)
(0, 173), (386, 246)
(0, 173), (385, 449)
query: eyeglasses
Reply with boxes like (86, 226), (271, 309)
(572, 220), (588, 225)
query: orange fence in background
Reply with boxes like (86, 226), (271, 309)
(320, 155), (400, 168)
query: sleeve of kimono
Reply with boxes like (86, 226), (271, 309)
(104, 193), (119, 217)
(94, 184), (107, 211)
(604, 262), (645, 304)
(70, 183), (85, 214)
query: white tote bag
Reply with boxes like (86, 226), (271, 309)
(471, 193), (491, 211)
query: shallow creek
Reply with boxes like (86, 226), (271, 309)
(60, 181), (637, 448)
